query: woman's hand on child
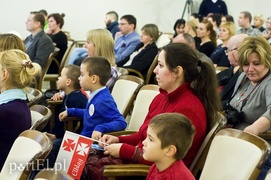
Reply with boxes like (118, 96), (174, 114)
(91, 131), (102, 140)
(59, 110), (68, 121)
(99, 134), (119, 147)
(104, 143), (122, 158)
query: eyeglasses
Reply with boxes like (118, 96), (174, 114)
(225, 47), (238, 55)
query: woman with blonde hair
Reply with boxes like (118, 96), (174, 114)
(0, 33), (26, 52)
(0, 49), (41, 170)
(184, 19), (201, 49)
(210, 22), (235, 67)
(74, 28), (117, 89)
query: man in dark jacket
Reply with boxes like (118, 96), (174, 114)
(198, 0), (228, 17)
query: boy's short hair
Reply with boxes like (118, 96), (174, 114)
(82, 57), (111, 86)
(149, 113), (195, 160)
(64, 64), (81, 90)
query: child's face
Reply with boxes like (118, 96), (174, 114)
(142, 126), (165, 163)
(79, 63), (93, 91)
(57, 67), (69, 90)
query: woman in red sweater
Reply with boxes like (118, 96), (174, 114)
(81, 43), (221, 180)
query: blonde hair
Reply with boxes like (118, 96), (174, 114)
(254, 14), (265, 24)
(186, 19), (198, 34)
(219, 22), (236, 37)
(0, 34), (26, 52)
(238, 36), (271, 71)
(0, 49), (41, 91)
(86, 29), (116, 66)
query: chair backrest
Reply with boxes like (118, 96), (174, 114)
(30, 105), (52, 131)
(111, 75), (144, 118)
(34, 168), (74, 180)
(200, 128), (271, 180)
(24, 87), (42, 107)
(116, 67), (129, 77)
(127, 84), (160, 131)
(145, 54), (158, 84)
(58, 40), (75, 74)
(190, 112), (227, 178)
(0, 130), (52, 180)
(35, 47), (60, 91)
(156, 33), (171, 49)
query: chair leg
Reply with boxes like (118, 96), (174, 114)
(49, 81), (57, 89)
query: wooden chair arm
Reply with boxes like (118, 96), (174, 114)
(258, 131), (271, 142)
(125, 68), (144, 80)
(62, 117), (82, 132)
(106, 130), (137, 136)
(47, 100), (62, 105)
(103, 164), (150, 177)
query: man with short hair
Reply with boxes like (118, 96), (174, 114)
(114, 14), (140, 63)
(24, 11), (54, 69)
(237, 11), (261, 36)
(217, 34), (248, 109)
(173, 33), (214, 66)
(105, 11), (119, 38)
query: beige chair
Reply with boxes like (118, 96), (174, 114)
(34, 47), (60, 92)
(200, 128), (271, 180)
(109, 84), (159, 136)
(125, 54), (158, 84)
(30, 105), (52, 131)
(44, 40), (76, 89)
(156, 33), (171, 49)
(189, 113), (227, 178)
(111, 75), (144, 118)
(34, 168), (74, 180)
(215, 66), (229, 74)
(0, 130), (52, 180)
(25, 87), (42, 107)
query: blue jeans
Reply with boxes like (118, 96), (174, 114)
(257, 153), (271, 180)
(68, 47), (87, 65)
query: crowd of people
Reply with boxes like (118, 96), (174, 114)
(1, 1), (271, 179)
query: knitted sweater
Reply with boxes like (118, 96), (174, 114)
(118, 82), (207, 167)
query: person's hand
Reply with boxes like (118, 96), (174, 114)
(115, 32), (122, 39)
(104, 143), (123, 158)
(262, 31), (271, 39)
(51, 92), (63, 101)
(91, 131), (102, 140)
(99, 134), (119, 147)
(244, 124), (260, 135)
(59, 110), (68, 121)
(45, 132), (57, 141)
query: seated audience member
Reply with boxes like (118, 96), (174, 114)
(46, 65), (88, 140)
(196, 20), (217, 57)
(117, 24), (159, 78)
(105, 11), (119, 38)
(262, 16), (271, 44)
(217, 34), (248, 109)
(45, 57), (127, 169)
(208, 13), (222, 35)
(114, 14), (140, 63)
(0, 50), (40, 170)
(80, 43), (221, 180)
(74, 29), (118, 89)
(67, 11), (119, 65)
(198, 0), (228, 17)
(237, 11), (262, 37)
(144, 113), (195, 180)
(0, 33), (26, 52)
(221, 15), (235, 24)
(24, 11), (54, 70)
(224, 37), (271, 179)
(169, 19), (186, 40)
(184, 19), (201, 49)
(210, 22), (235, 67)
(47, 13), (67, 73)
(173, 33), (214, 66)
(252, 14), (266, 32)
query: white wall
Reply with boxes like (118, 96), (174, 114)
(1, 0), (271, 40)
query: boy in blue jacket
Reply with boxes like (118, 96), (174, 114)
(59, 57), (127, 139)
